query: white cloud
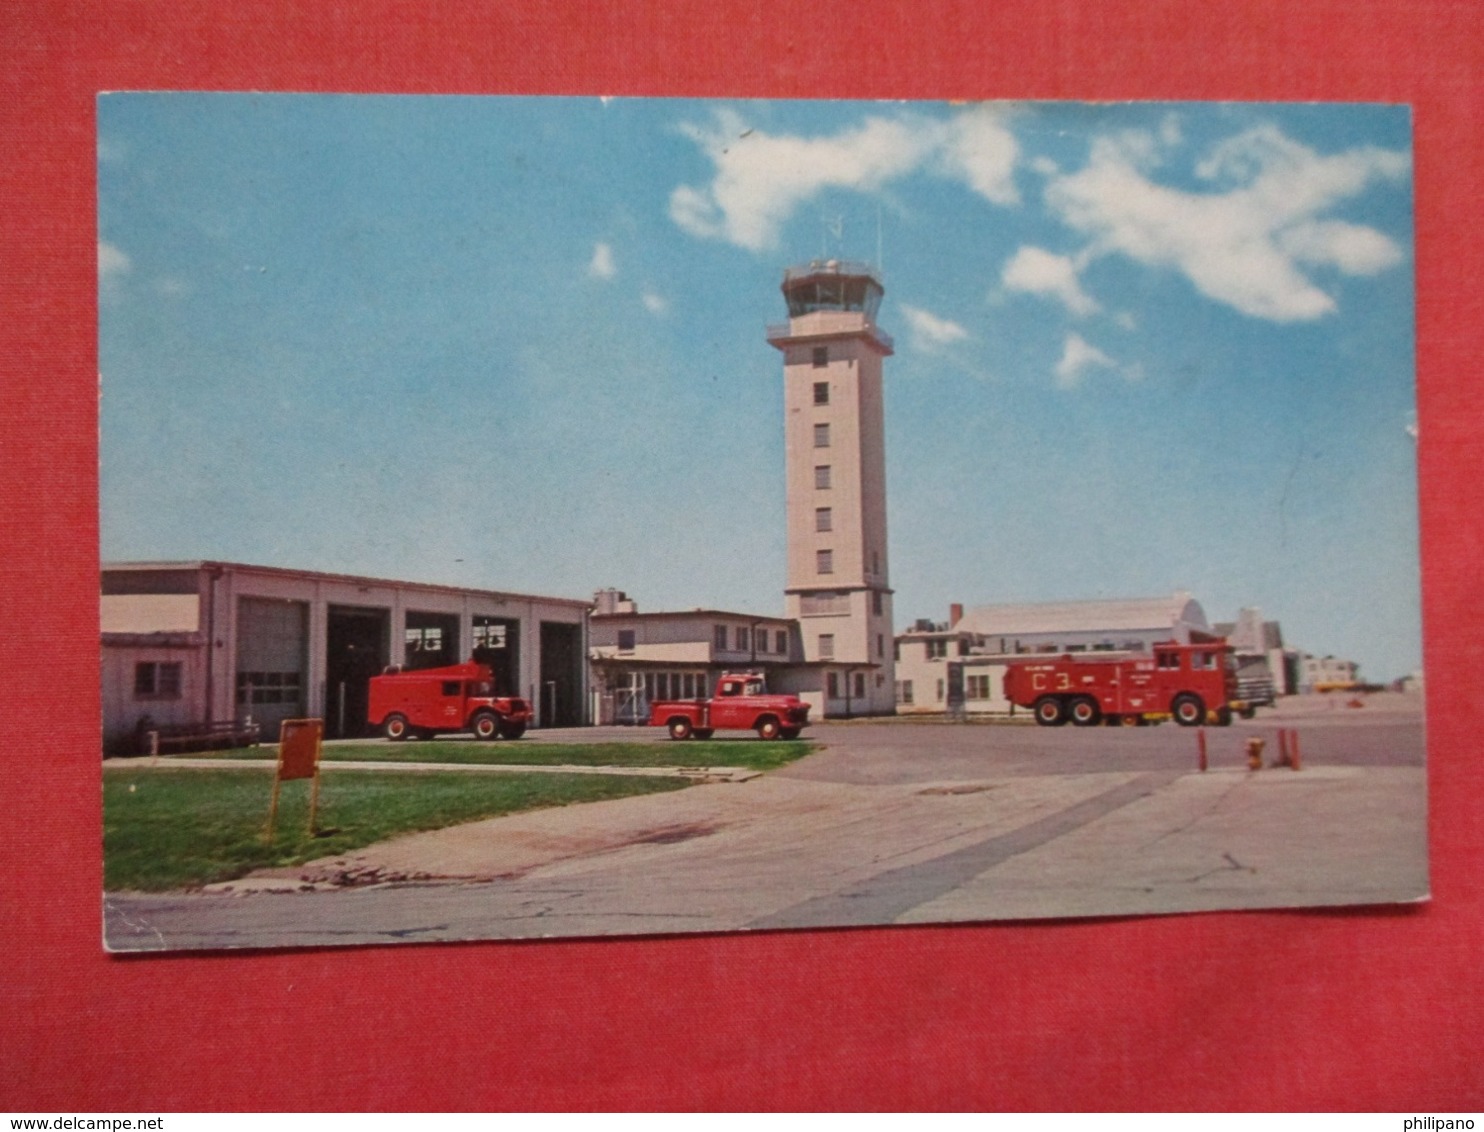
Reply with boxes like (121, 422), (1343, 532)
(938, 106), (1019, 205)
(1044, 124), (1410, 322)
(1055, 332), (1116, 389)
(588, 242), (616, 279)
(1001, 246), (1098, 316)
(98, 240), (130, 280)
(900, 304), (969, 351)
(642, 291), (669, 316)
(670, 106), (1018, 251)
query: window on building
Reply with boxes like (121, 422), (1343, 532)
(893, 640), (900, 661)
(897, 680), (914, 705)
(813, 423), (830, 448)
(776, 629), (788, 654)
(236, 670), (301, 706)
(617, 629), (635, 653)
(814, 465), (832, 489)
(873, 591), (883, 615)
(134, 661), (182, 700)
(817, 549), (834, 574)
(714, 624), (728, 651)
(958, 638), (970, 657)
(853, 673), (865, 698)
(927, 639), (948, 659)
(966, 674), (991, 700)
(936, 678), (945, 702)
(813, 380), (830, 404)
(815, 507), (832, 532)
(405, 626), (443, 654)
(812, 346), (828, 368)
(737, 627), (750, 652)
(819, 634), (835, 659)
(472, 620), (508, 650)
(827, 671), (840, 699)
(877, 633), (884, 658)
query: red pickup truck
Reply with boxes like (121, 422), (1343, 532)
(368, 661), (533, 740)
(650, 673), (811, 740)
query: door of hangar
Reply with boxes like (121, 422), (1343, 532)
(236, 596), (308, 739)
(404, 610), (460, 671)
(538, 621), (583, 728)
(325, 605), (390, 738)
(472, 616), (520, 697)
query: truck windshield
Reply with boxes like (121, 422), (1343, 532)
(744, 679), (765, 695)
(470, 681), (494, 696)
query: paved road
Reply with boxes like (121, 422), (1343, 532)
(104, 699), (1428, 951)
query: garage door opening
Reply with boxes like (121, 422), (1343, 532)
(538, 620), (584, 728)
(472, 615), (520, 698)
(326, 605), (390, 738)
(404, 610), (459, 672)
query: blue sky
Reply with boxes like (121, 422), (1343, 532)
(98, 95), (1419, 680)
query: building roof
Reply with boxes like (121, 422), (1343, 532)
(102, 560), (591, 609)
(954, 592), (1208, 637)
(591, 608), (794, 626)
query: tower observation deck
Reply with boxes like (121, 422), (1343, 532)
(768, 259), (896, 715)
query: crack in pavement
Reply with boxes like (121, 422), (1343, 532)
(748, 770), (1183, 930)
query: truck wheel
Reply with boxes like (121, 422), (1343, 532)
(692, 729), (714, 740)
(668, 717), (693, 741)
(1172, 694), (1206, 727)
(498, 721), (527, 740)
(1240, 706), (1257, 720)
(1215, 706), (1234, 727)
(383, 714), (410, 741)
(471, 711), (501, 740)
(1033, 697), (1066, 727)
(1069, 696), (1101, 727)
(779, 727), (802, 740)
(756, 717), (782, 740)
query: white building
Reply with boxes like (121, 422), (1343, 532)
(894, 593), (1216, 717)
(1298, 653), (1362, 692)
(102, 561), (590, 752)
(767, 260), (897, 716)
(588, 589), (801, 724)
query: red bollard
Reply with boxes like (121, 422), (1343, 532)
(1198, 728), (1208, 772)
(1276, 728), (1291, 768)
(1290, 730), (1302, 771)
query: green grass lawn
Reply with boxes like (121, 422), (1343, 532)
(179, 738), (815, 773)
(103, 766), (690, 893)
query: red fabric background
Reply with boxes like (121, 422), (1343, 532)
(2, 0), (1480, 1111)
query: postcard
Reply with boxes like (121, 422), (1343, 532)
(99, 95), (1423, 951)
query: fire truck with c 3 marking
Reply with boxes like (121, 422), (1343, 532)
(1002, 639), (1252, 727)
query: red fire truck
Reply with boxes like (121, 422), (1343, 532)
(1002, 640), (1248, 727)
(649, 673), (811, 740)
(368, 661), (533, 740)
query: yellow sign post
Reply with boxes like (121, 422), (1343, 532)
(265, 718), (325, 841)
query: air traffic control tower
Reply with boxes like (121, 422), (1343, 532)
(768, 259), (896, 715)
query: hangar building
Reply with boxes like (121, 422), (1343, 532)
(102, 560), (589, 752)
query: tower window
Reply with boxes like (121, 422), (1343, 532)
(873, 591), (883, 615)
(815, 507), (832, 532)
(617, 629), (635, 652)
(877, 633), (884, 658)
(816, 549), (834, 574)
(812, 346), (828, 368)
(813, 423), (830, 448)
(814, 465), (831, 489)
(813, 381), (830, 405)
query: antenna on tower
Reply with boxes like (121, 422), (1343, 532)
(876, 203), (884, 275)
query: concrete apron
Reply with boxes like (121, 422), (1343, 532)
(198, 764), (1427, 936)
